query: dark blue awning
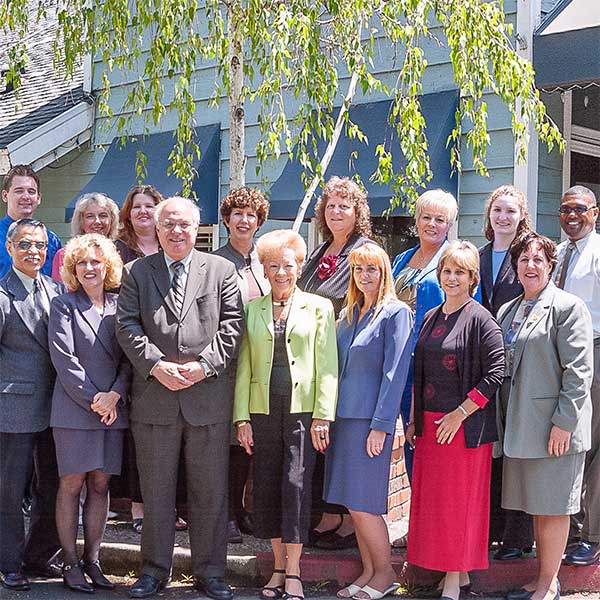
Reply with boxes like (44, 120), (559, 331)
(65, 124), (221, 223)
(267, 90), (460, 219)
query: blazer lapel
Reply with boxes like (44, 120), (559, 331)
(479, 244), (494, 302)
(181, 251), (206, 321)
(286, 289), (308, 337)
(511, 284), (555, 375)
(75, 289), (114, 357)
(492, 250), (514, 297)
(259, 293), (275, 338)
(7, 270), (48, 351)
(150, 252), (178, 318)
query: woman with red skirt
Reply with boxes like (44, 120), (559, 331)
(406, 241), (505, 600)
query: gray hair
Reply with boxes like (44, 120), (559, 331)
(7, 218), (47, 242)
(71, 192), (120, 238)
(154, 196), (201, 225)
(563, 185), (597, 205)
(414, 189), (458, 227)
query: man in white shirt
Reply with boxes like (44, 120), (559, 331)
(556, 185), (600, 566)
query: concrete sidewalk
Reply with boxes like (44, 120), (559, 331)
(81, 513), (600, 594)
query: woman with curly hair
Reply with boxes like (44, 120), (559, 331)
(298, 176), (373, 550)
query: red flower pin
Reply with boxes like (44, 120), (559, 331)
(317, 254), (339, 280)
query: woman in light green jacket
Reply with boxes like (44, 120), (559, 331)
(234, 229), (338, 600)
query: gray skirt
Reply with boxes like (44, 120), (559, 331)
(502, 451), (585, 515)
(53, 427), (124, 477)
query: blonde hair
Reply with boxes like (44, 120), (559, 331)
(436, 240), (480, 295)
(61, 233), (123, 291)
(414, 189), (458, 227)
(345, 243), (397, 323)
(256, 229), (307, 265)
(71, 193), (120, 239)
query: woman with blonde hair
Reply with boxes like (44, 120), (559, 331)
(234, 229), (338, 600)
(324, 243), (413, 600)
(406, 241), (504, 600)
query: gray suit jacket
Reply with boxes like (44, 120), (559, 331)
(49, 289), (129, 430)
(116, 249), (244, 426)
(0, 269), (66, 433)
(497, 282), (593, 459)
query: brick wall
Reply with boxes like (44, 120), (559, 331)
(387, 420), (411, 521)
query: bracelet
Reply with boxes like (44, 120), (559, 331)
(235, 421), (249, 428)
(457, 405), (469, 418)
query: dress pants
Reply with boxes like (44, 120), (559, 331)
(131, 415), (229, 580)
(573, 339), (600, 543)
(0, 428), (60, 573)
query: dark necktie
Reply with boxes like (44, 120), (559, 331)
(170, 261), (185, 316)
(32, 279), (49, 324)
(555, 242), (575, 289)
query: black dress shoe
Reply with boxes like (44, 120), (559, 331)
(194, 576), (234, 600)
(505, 589), (534, 600)
(22, 560), (63, 578)
(237, 512), (254, 536)
(62, 563), (94, 594)
(494, 547), (524, 561)
(1, 571), (31, 591)
(227, 519), (243, 544)
(564, 540), (600, 566)
(130, 574), (168, 598)
(314, 531), (358, 550)
(81, 560), (115, 590)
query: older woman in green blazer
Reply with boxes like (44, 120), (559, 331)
(234, 229), (338, 600)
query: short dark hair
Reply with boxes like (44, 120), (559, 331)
(220, 187), (270, 228)
(510, 231), (557, 276)
(6, 218), (47, 242)
(2, 165), (40, 194)
(562, 185), (597, 206)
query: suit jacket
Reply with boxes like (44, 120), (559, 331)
(233, 289), (338, 422)
(48, 289), (129, 430)
(116, 249), (244, 426)
(0, 269), (66, 433)
(477, 242), (523, 317)
(336, 302), (413, 434)
(497, 282), (593, 459)
(213, 241), (270, 305)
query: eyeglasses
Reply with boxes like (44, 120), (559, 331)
(159, 220), (194, 231)
(558, 205), (597, 215)
(12, 241), (48, 250)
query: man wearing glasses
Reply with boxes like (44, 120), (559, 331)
(117, 196), (244, 599)
(555, 186), (600, 567)
(0, 165), (61, 278)
(0, 219), (66, 591)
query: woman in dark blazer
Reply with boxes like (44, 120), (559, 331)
(406, 241), (504, 600)
(297, 176), (372, 549)
(476, 185), (534, 560)
(324, 243), (413, 600)
(49, 234), (128, 593)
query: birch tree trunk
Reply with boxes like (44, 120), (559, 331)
(228, 2), (245, 190)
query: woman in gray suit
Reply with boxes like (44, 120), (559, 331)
(498, 232), (593, 600)
(49, 234), (128, 593)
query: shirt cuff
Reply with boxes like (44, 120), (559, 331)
(467, 387), (489, 408)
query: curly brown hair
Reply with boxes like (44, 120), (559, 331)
(484, 185), (532, 242)
(220, 187), (270, 228)
(510, 231), (557, 276)
(118, 185), (163, 253)
(314, 177), (372, 241)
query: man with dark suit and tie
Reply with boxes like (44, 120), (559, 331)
(116, 196), (244, 599)
(0, 218), (66, 591)
(555, 186), (600, 567)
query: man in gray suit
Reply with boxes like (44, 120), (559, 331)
(117, 196), (244, 599)
(0, 218), (66, 591)
(556, 186), (600, 566)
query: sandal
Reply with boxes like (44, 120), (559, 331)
(260, 569), (286, 600)
(132, 518), (143, 533)
(282, 574), (305, 600)
(338, 584), (364, 598)
(352, 583), (400, 600)
(391, 533), (408, 548)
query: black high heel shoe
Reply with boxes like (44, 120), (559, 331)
(81, 560), (114, 590)
(62, 562), (94, 594)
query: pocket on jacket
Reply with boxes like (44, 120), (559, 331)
(0, 382), (35, 395)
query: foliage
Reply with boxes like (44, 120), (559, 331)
(1, 0), (564, 208)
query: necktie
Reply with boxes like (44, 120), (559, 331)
(556, 242), (575, 289)
(170, 261), (185, 316)
(32, 279), (49, 324)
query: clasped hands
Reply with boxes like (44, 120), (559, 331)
(91, 391), (120, 426)
(152, 359), (206, 391)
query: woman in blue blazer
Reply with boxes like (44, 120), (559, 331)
(391, 189), (458, 488)
(324, 243), (413, 600)
(49, 234), (128, 593)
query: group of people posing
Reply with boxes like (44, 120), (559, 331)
(0, 164), (598, 600)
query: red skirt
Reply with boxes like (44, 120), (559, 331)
(407, 411), (492, 572)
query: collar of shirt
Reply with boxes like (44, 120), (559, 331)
(163, 251), (193, 283)
(12, 267), (38, 294)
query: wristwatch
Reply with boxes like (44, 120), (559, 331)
(199, 358), (215, 378)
